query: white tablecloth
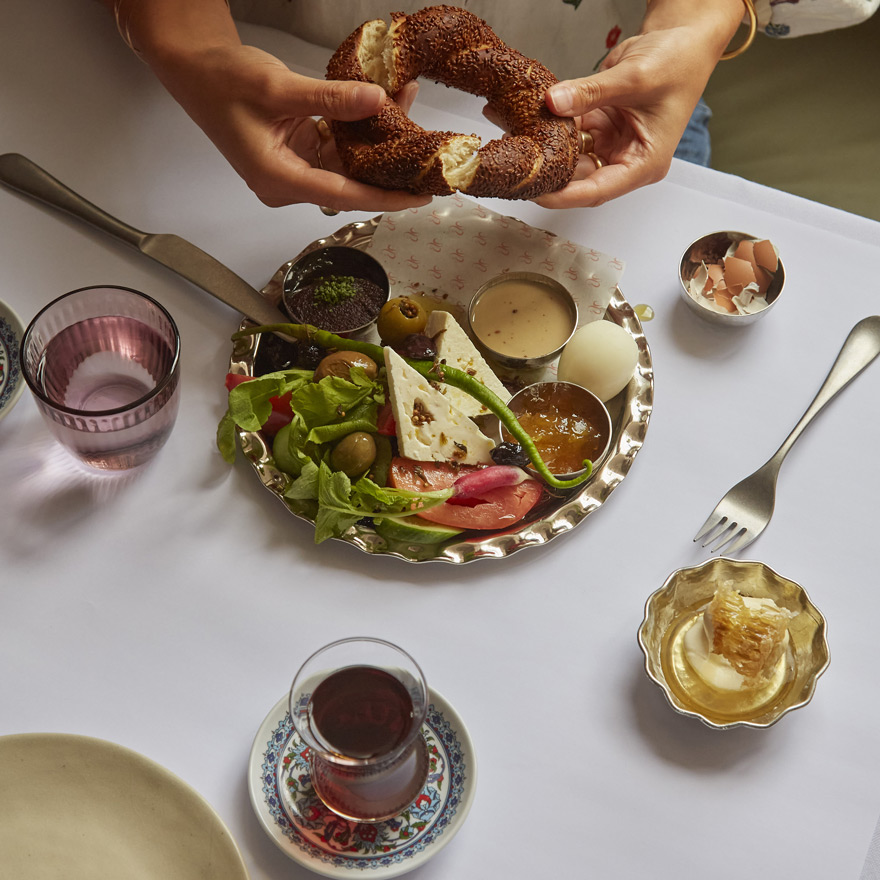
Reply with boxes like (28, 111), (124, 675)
(3, 3), (880, 878)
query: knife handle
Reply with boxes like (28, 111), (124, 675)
(0, 152), (145, 249)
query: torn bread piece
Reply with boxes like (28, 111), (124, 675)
(425, 310), (511, 418)
(384, 346), (494, 465)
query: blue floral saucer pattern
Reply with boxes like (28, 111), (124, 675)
(249, 691), (475, 878)
(0, 309), (24, 418)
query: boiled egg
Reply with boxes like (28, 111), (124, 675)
(556, 321), (638, 402)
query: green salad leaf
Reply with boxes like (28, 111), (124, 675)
(286, 462), (453, 544)
(217, 367), (385, 469)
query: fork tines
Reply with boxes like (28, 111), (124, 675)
(693, 516), (751, 555)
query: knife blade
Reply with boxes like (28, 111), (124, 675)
(0, 152), (289, 328)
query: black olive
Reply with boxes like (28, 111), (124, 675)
(297, 343), (325, 370)
(397, 333), (437, 360)
(491, 442), (530, 468)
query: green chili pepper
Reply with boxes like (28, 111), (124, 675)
(232, 323), (593, 489)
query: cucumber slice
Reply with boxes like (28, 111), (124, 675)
(375, 516), (463, 545)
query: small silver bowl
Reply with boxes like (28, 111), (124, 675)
(679, 231), (785, 327)
(0, 298), (25, 421)
(499, 381), (612, 480)
(282, 246), (389, 335)
(638, 557), (829, 730)
(468, 272), (578, 370)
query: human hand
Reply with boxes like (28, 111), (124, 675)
(537, 25), (724, 208)
(152, 43), (430, 212)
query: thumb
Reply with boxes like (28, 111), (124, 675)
(313, 79), (387, 120)
(546, 67), (637, 118)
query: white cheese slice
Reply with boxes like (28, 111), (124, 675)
(425, 310), (510, 418)
(384, 346), (494, 465)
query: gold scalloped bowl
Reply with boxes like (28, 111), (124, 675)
(637, 557), (829, 730)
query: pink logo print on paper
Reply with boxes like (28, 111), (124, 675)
(609, 258), (624, 271)
(450, 248), (466, 263)
(429, 238), (443, 253)
(429, 265), (443, 279)
(518, 252), (534, 265)
(449, 222), (464, 236)
(383, 217), (397, 232)
(452, 275), (466, 290)
(472, 232), (487, 246)
(404, 256), (420, 270)
(561, 241), (577, 254)
(496, 242), (510, 257)
(405, 227), (419, 242)
(381, 245), (398, 261)
(429, 210), (443, 225)
(473, 258), (489, 273)
(564, 267), (579, 282)
(540, 258), (555, 272)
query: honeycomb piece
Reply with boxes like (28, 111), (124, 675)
(706, 582), (792, 682)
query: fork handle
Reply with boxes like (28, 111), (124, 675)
(769, 316), (880, 468)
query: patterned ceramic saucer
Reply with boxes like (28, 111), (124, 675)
(0, 299), (24, 421)
(248, 690), (476, 878)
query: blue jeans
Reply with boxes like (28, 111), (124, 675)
(674, 97), (712, 166)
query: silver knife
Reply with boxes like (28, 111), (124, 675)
(0, 152), (289, 328)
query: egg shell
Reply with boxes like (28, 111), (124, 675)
(556, 320), (639, 403)
(753, 239), (779, 273)
(705, 263), (724, 293)
(733, 239), (756, 264)
(722, 255), (757, 290)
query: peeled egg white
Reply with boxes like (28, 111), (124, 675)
(556, 321), (638, 402)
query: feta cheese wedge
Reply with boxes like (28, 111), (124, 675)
(384, 347), (494, 465)
(425, 310), (511, 418)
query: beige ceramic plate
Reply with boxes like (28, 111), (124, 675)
(229, 215), (653, 564)
(0, 733), (249, 880)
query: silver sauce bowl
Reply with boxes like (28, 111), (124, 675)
(468, 272), (578, 370)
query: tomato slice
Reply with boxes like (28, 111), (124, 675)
(388, 458), (543, 531)
(376, 401), (397, 437)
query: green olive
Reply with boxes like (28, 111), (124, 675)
(313, 350), (379, 382)
(376, 297), (427, 346)
(271, 423), (299, 476)
(330, 431), (377, 477)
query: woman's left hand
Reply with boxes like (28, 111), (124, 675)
(537, 12), (740, 208)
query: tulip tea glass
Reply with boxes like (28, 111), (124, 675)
(289, 638), (430, 823)
(21, 286), (181, 470)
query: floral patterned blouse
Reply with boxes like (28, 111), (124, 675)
(229, 0), (879, 80)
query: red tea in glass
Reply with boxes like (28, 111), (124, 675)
(290, 639), (429, 823)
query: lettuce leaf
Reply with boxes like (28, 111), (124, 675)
(286, 462), (453, 544)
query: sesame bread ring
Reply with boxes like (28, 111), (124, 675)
(325, 5), (579, 200)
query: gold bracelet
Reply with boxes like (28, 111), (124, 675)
(720, 0), (757, 60)
(112, 0), (144, 60)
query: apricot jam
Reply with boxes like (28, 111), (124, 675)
(504, 382), (610, 475)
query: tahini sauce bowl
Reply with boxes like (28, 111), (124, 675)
(468, 272), (578, 370)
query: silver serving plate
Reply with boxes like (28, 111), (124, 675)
(228, 216), (654, 564)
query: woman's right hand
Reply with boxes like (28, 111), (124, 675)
(151, 43), (430, 212)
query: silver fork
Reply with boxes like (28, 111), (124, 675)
(694, 316), (880, 555)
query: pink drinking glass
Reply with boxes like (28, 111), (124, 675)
(20, 285), (181, 470)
